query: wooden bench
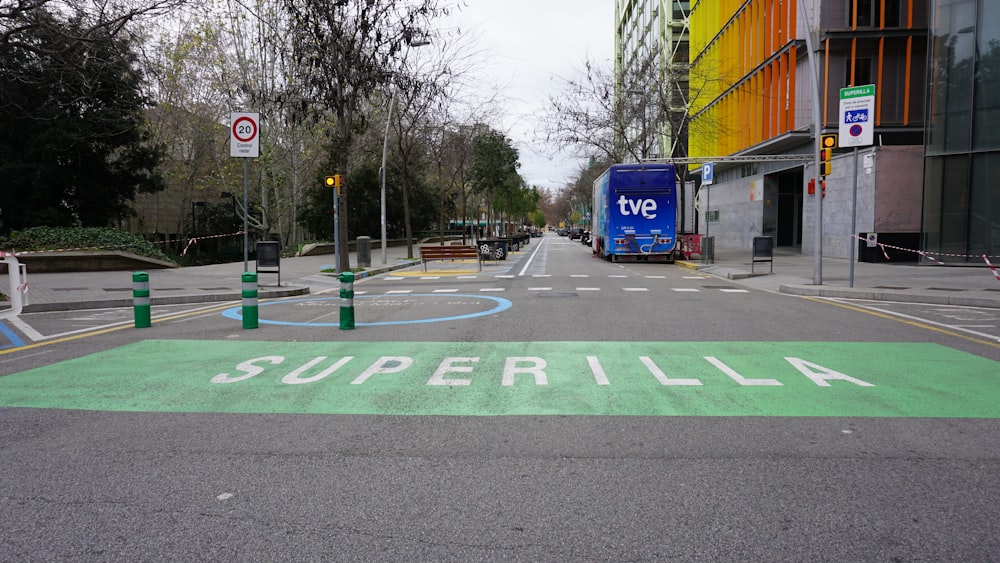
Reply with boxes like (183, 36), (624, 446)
(419, 245), (482, 272)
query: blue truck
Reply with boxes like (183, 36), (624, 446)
(591, 162), (677, 262)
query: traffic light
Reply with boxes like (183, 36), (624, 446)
(819, 134), (837, 177)
(324, 174), (343, 194)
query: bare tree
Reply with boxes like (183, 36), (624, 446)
(1, 0), (187, 55)
(283, 0), (444, 272)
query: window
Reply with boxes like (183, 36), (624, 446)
(850, 0), (903, 28)
(846, 58), (873, 87)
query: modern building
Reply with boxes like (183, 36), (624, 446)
(686, 1), (930, 261)
(923, 0), (1000, 263)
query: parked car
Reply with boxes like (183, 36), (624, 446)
(569, 228), (583, 240)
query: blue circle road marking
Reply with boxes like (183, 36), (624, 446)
(221, 294), (512, 327)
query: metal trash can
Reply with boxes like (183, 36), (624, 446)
(356, 236), (372, 268)
(701, 236), (715, 264)
(477, 239), (508, 260)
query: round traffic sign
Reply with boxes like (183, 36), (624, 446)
(232, 116), (258, 143)
(850, 124), (863, 137)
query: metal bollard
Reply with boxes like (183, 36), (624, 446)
(338, 271), (355, 330)
(132, 271), (151, 328)
(242, 272), (258, 329)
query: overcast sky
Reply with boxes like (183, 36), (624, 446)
(436, 1), (615, 192)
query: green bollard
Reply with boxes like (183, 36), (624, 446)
(242, 272), (258, 329)
(132, 271), (151, 328)
(338, 271), (355, 330)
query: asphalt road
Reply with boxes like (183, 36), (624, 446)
(1, 234), (998, 560)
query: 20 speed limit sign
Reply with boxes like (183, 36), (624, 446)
(230, 112), (259, 158)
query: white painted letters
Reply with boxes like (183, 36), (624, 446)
(502, 357), (548, 386)
(640, 356), (702, 386)
(351, 356), (414, 385)
(282, 356), (354, 385)
(704, 356), (782, 386)
(587, 356), (610, 385)
(211, 356), (285, 384)
(785, 357), (875, 387)
(427, 357), (479, 386)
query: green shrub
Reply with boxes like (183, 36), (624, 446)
(0, 227), (176, 264)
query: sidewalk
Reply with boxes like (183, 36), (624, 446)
(677, 247), (1000, 309)
(3, 240), (1000, 312)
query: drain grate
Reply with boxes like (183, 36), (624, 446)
(873, 286), (910, 290)
(103, 287), (132, 292)
(535, 292), (578, 298)
(927, 287), (965, 292)
(53, 287), (88, 292)
(701, 285), (740, 290)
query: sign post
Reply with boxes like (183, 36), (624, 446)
(701, 163), (714, 264)
(230, 112), (260, 272)
(839, 86), (875, 287)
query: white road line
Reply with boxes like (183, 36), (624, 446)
(608, 275), (628, 278)
(433, 289), (458, 293)
(570, 274), (589, 278)
(528, 287), (553, 291)
(644, 275), (666, 279)
(532, 274), (551, 278)
(831, 299), (1000, 342)
(720, 289), (750, 293)
(6, 316), (44, 341)
(518, 237), (546, 276)
(420, 276), (441, 280)
(623, 287), (649, 292)
(495, 275), (515, 279)
(576, 287), (601, 291)
(671, 288), (700, 292)
(480, 287), (505, 292)
(457, 276), (479, 279)
(386, 290), (413, 294)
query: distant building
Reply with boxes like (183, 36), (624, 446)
(614, 1), (691, 162)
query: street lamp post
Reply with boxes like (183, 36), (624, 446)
(380, 39), (430, 265)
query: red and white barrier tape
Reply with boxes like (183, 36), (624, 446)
(985, 255), (1000, 283)
(1, 231), (245, 257)
(850, 234), (999, 283)
(180, 238), (197, 257)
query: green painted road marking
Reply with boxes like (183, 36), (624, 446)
(0, 340), (998, 417)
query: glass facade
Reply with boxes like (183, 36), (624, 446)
(924, 0), (1000, 262)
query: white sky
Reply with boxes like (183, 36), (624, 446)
(437, 1), (615, 192)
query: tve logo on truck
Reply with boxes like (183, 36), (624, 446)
(592, 163), (677, 262)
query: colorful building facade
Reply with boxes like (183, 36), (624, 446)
(687, 1), (929, 259)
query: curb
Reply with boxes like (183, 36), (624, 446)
(20, 285), (310, 313)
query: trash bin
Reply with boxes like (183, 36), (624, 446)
(477, 239), (508, 260)
(356, 236), (371, 267)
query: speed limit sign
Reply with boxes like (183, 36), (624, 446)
(230, 112), (259, 158)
